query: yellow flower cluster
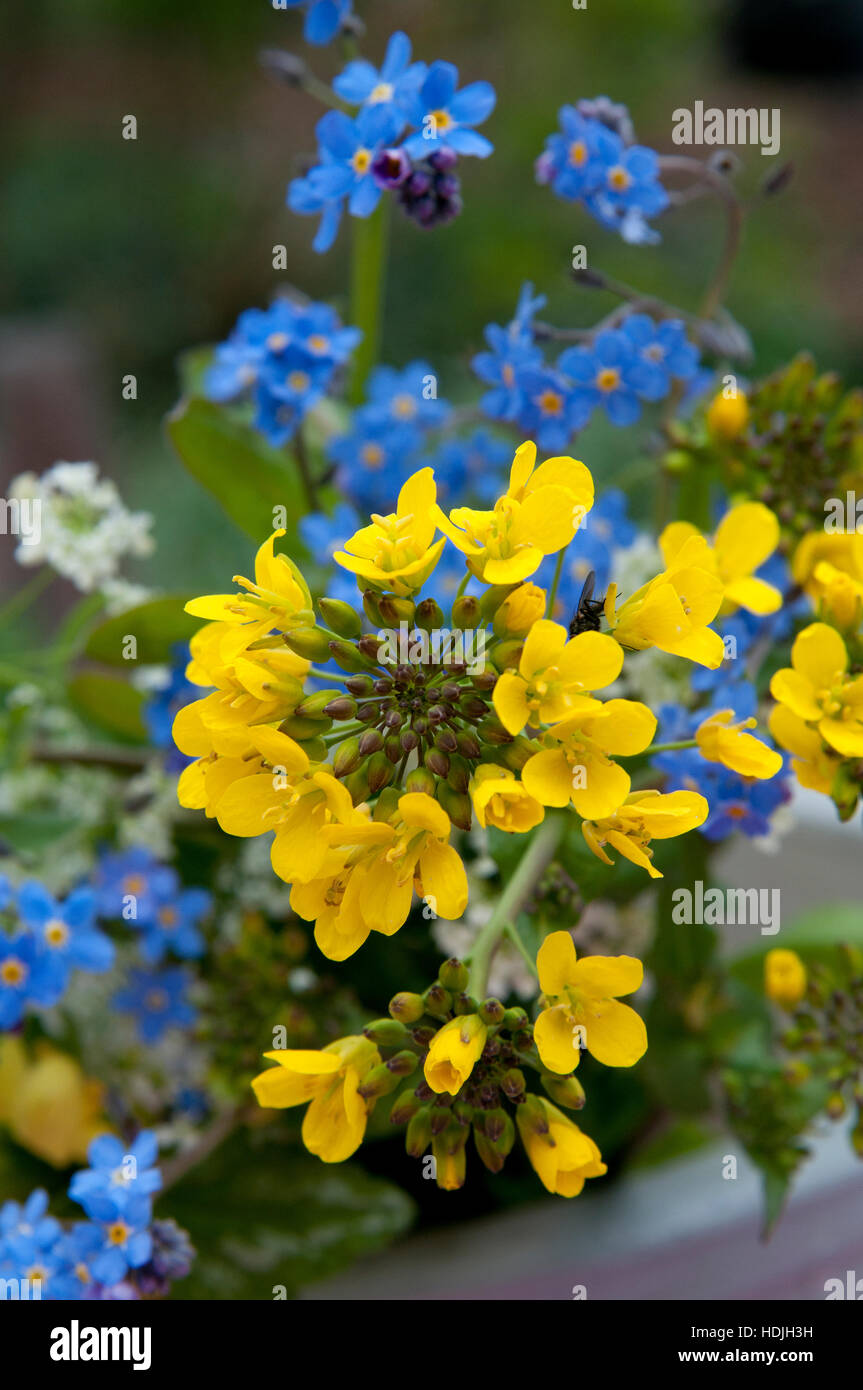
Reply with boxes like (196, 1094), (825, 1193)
(174, 441), (784, 949)
(252, 935), (647, 1197)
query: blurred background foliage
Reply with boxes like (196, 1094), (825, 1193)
(4, 0), (863, 599)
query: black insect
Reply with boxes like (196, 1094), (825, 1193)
(568, 569), (606, 637)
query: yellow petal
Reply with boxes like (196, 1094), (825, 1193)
(582, 997), (648, 1066)
(571, 954), (643, 999)
(537, 930), (577, 996)
(534, 1005), (582, 1074)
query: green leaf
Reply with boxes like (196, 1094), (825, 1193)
(84, 597), (199, 666)
(166, 396), (307, 541)
(67, 672), (147, 741)
(168, 1132), (415, 1300)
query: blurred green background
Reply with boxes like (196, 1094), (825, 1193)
(4, 0), (863, 597)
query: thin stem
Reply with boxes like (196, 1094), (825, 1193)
(658, 155), (745, 320)
(503, 921), (540, 980)
(295, 426), (320, 512)
(0, 568), (54, 627)
(160, 1106), (245, 1192)
(348, 199), (390, 407)
(644, 738), (698, 754)
(547, 544), (569, 618)
(31, 744), (151, 769)
(467, 813), (564, 998)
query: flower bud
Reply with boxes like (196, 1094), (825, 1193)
(479, 997), (505, 1026)
(477, 714), (513, 745)
(498, 736), (535, 771)
(386, 1050), (419, 1078)
(405, 766), (436, 796)
(451, 594), (481, 628)
(390, 1089), (423, 1127)
(422, 983), (452, 1019)
(357, 1062), (405, 1100)
(282, 626), (333, 661)
(389, 991), (425, 1023)
(456, 729), (482, 759)
(363, 1018), (410, 1047)
(502, 1007), (529, 1030)
(541, 1071), (586, 1110)
(358, 728), (383, 755)
(492, 639), (524, 672)
(479, 583), (518, 621)
(279, 713), (333, 739)
(367, 751), (394, 793)
(322, 695), (358, 721)
(344, 766), (371, 804)
(437, 782), (472, 830)
(438, 958), (469, 993)
(501, 1067), (525, 1099)
(296, 689), (343, 718)
(318, 597), (362, 638)
(415, 597), (445, 632)
(362, 590), (387, 627)
(378, 595), (416, 626)
(425, 747), (450, 777)
(452, 991), (479, 1015)
(405, 1106), (433, 1157)
(493, 583), (546, 637)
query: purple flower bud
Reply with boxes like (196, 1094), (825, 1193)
(372, 147), (412, 190)
(428, 147), (458, 173)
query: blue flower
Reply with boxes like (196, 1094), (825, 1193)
(0, 1190), (61, 1264)
(69, 1131), (162, 1217)
(333, 31), (427, 115)
(75, 1189), (153, 1288)
(362, 360), (451, 430)
(16, 882), (114, 987)
(205, 297), (360, 443)
(404, 61), (496, 160)
(112, 967), (196, 1043)
(559, 329), (644, 427)
(277, 0), (353, 47)
(514, 367), (583, 452)
(95, 847), (177, 926)
(535, 105), (619, 200)
(327, 415), (421, 514)
(620, 314), (700, 400)
(50, 1222), (103, 1300)
(0, 876), (13, 912)
(139, 885), (209, 964)
(0, 933), (64, 1028)
(473, 284), (546, 423)
(290, 104), (406, 252)
(422, 429), (512, 506)
(537, 104), (668, 244)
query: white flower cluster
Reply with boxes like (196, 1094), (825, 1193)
(10, 461), (154, 612)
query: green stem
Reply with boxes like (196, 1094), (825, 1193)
(467, 813), (565, 998)
(644, 738), (698, 754)
(348, 200), (390, 407)
(0, 568), (54, 627)
(503, 921), (540, 981)
(547, 544), (569, 619)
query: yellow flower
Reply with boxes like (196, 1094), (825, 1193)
(435, 440), (594, 584)
(470, 764), (545, 832)
(706, 387), (748, 439)
(695, 709), (783, 779)
(791, 531), (863, 594)
(604, 534), (725, 668)
(582, 788), (709, 879)
(334, 467), (446, 596)
(661, 503), (782, 616)
(432, 1126), (468, 1189)
(493, 620), (623, 735)
(184, 530), (314, 638)
(492, 582), (547, 637)
(292, 792), (468, 961)
(0, 1037), (107, 1168)
(764, 948), (807, 1008)
(424, 1015), (488, 1095)
(522, 698), (656, 820)
(533, 930), (647, 1073)
(251, 1036), (380, 1162)
(770, 622), (863, 758)
(811, 561), (863, 633)
(516, 1096), (607, 1197)
(768, 704), (841, 796)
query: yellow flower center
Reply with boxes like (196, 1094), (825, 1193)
(393, 394), (417, 420)
(123, 874), (147, 895)
(306, 333), (330, 354)
(287, 370), (311, 393)
(158, 906), (178, 929)
(370, 82), (394, 104)
(0, 958), (26, 986)
(44, 918), (70, 948)
(361, 443), (384, 469)
(538, 389), (563, 416)
(351, 147), (373, 175)
(596, 367), (620, 393)
(608, 165), (631, 191)
(108, 1221), (131, 1246)
(145, 988), (169, 1012)
(266, 332), (289, 352)
(431, 108), (453, 133)
(569, 140), (587, 166)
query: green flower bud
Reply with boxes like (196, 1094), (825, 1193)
(362, 590), (387, 627)
(474, 1125), (507, 1174)
(328, 638), (378, 673)
(345, 674), (375, 697)
(377, 595), (416, 626)
(357, 1061), (404, 1100)
(479, 583), (518, 621)
(436, 781), (472, 830)
(405, 766), (436, 796)
(390, 1089), (423, 1127)
(363, 1018), (410, 1047)
(389, 991), (426, 1023)
(455, 728), (482, 759)
(406, 1106), (433, 1157)
(386, 1050), (419, 1078)
(446, 754), (471, 794)
(438, 958), (469, 993)
(322, 695), (358, 721)
(492, 639), (524, 672)
(425, 747), (450, 778)
(299, 736), (328, 762)
(502, 1007), (529, 1031)
(318, 597), (363, 638)
(344, 766), (371, 804)
(501, 1067), (525, 1099)
(415, 597), (445, 632)
(499, 735), (535, 771)
(541, 1071), (586, 1110)
(333, 736), (362, 777)
(451, 594), (481, 628)
(479, 997), (505, 1026)
(278, 713), (333, 740)
(452, 992), (480, 1016)
(477, 714), (514, 745)
(282, 626), (334, 661)
(367, 751), (394, 793)
(422, 983), (452, 1020)
(296, 689), (343, 718)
